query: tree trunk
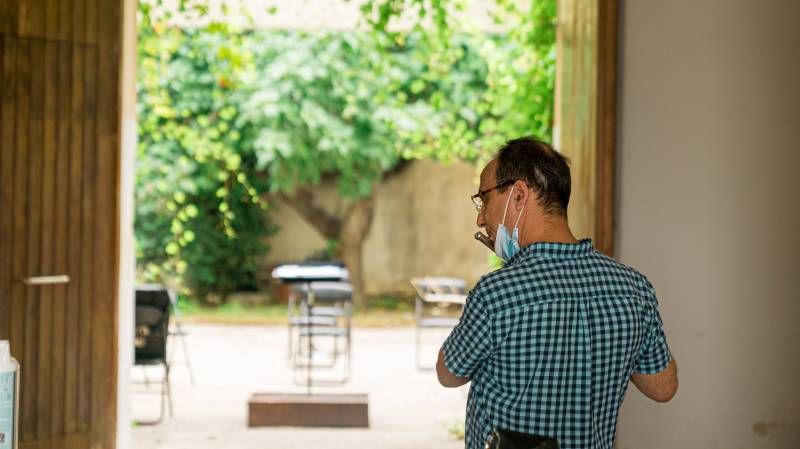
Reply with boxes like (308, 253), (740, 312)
(340, 193), (376, 308)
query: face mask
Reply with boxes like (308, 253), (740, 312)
(494, 188), (524, 261)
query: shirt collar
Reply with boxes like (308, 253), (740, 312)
(506, 238), (595, 265)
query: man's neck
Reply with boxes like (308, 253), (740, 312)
(519, 215), (579, 248)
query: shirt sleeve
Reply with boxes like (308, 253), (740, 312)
(441, 288), (492, 378)
(634, 286), (672, 374)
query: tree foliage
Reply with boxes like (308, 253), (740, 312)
(236, 30), (493, 199)
(135, 0), (556, 303)
(136, 8), (275, 302)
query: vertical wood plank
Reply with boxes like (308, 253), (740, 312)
(84, 0), (96, 44)
(595, 0), (617, 256)
(0, 0), (18, 36)
(45, 0), (58, 41)
(92, 0), (119, 445)
(554, 0), (617, 255)
(20, 38), (40, 444)
(16, 0), (30, 37)
(71, 0), (85, 44)
(57, 0), (72, 42)
(50, 39), (71, 438)
(555, 0), (598, 242)
(64, 42), (84, 435)
(0, 35), (11, 341)
(77, 42), (96, 435)
(35, 38), (57, 441)
(9, 41), (27, 433)
(19, 0), (46, 38)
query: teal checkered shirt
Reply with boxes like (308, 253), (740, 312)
(442, 239), (671, 449)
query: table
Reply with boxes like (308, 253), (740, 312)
(271, 262), (349, 393)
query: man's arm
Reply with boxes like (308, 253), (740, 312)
(436, 348), (471, 388)
(631, 358), (678, 402)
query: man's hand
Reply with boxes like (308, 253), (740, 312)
(631, 358), (678, 402)
(436, 348), (471, 388)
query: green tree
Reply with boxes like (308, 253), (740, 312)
(235, 30), (494, 305)
(135, 0), (556, 306)
(136, 4), (275, 303)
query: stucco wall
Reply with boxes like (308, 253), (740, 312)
(263, 159), (491, 296)
(614, 0), (800, 447)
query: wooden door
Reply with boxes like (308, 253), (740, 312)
(0, 1), (122, 448)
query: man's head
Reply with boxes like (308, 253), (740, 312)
(474, 136), (572, 245)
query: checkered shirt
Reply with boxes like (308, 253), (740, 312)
(442, 239), (671, 449)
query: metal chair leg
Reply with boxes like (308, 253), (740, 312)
(165, 363), (173, 418)
(177, 327), (195, 386)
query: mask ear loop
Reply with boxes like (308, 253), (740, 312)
(501, 185), (514, 228)
(508, 185), (525, 230)
(513, 198), (525, 230)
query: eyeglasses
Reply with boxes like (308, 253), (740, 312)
(470, 180), (515, 212)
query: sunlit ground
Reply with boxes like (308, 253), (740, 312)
(131, 323), (467, 449)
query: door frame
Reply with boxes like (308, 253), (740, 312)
(112, 0), (620, 446)
(116, 0), (138, 447)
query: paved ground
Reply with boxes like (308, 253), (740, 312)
(131, 324), (468, 449)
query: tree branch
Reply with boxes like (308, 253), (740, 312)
(277, 187), (342, 240)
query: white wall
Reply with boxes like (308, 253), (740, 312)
(615, 0), (800, 448)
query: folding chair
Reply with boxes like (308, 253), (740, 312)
(410, 277), (467, 370)
(134, 287), (173, 424)
(137, 284), (195, 385)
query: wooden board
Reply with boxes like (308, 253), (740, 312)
(249, 393), (370, 428)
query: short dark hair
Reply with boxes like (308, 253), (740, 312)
(495, 136), (571, 216)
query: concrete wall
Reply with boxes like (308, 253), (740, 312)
(263, 159), (491, 296)
(615, 1), (800, 448)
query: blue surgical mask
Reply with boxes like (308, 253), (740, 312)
(494, 188), (524, 261)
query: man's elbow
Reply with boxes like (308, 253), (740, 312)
(437, 369), (470, 388)
(436, 349), (470, 388)
(650, 383), (678, 403)
(631, 359), (679, 402)
(437, 370), (459, 388)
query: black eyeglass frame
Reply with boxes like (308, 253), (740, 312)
(470, 179), (516, 212)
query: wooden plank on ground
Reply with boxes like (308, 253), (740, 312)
(249, 393), (370, 428)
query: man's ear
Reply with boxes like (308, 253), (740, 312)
(513, 180), (529, 210)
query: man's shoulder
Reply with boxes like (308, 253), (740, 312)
(472, 263), (523, 293)
(471, 250), (659, 304)
(588, 250), (659, 302)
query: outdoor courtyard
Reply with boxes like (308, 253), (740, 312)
(130, 323), (468, 449)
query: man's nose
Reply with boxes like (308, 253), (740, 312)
(476, 209), (486, 229)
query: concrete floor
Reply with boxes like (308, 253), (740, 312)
(131, 324), (467, 449)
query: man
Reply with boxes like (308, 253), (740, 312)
(437, 137), (678, 449)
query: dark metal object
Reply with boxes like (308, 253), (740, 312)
(485, 429), (560, 449)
